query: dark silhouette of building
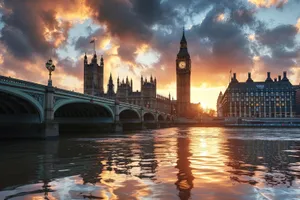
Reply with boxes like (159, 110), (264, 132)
(84, 53), (104, 96)
(176, 29), (191, 117)
(218, 72), (296, 118)
(83, 54), (173, 113)
(106, 73), (115, 99)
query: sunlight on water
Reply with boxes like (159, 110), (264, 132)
(1, 127), (300, 199)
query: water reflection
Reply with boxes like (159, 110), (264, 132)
(0, 128), (300, 199)
(225, 139), (300, 187)
(175, 130), (194, 200)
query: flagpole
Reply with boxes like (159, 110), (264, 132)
(94, 41), (96, 54)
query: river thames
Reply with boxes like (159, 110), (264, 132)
(0, 127), (300, 200)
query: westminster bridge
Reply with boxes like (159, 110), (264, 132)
(0, 75), (173, 138)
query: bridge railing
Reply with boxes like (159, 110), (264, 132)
(55, 88), (116, 103)
(0, 75), (46, 89)
(0, 75), (171, 115)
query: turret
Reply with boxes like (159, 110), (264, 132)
(107, 73), (115, 97)
(92, 53), (97, 63)
(100, 55), (104, 67)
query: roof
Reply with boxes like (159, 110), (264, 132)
(228, 80), (293, 90)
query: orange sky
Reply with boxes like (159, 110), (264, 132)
(0, 0), (299, 109)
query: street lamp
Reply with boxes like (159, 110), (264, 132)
(45, 59), (55, 86)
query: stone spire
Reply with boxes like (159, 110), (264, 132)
(107, 73), (115, 96)
(84, 52), (87, 64)
(180, 27), (187, 46)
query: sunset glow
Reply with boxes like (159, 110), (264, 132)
(248, 0), (288, 8)
(0, 0), (299, 110)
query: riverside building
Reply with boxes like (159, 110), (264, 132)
(218, 72), (296, 118)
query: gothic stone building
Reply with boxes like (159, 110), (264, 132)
(218, 72), (296, 118)
(83, 54), (172, 114)
(176, 30), (192, 118)
(84, 53), (104, 96)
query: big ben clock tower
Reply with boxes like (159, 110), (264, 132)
(176, 29), (191, 117)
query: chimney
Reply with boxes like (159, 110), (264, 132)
(283, 71), (287, 78)
(274, 78), (277, 82)
(265, 72), (273, 82)
(282, 71), (289, 81)
(247, 72), (254, 82)
(233, 73), (236, 79)
(278, 75), (282, 81)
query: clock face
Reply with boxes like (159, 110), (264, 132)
(179, 61), (186, 69)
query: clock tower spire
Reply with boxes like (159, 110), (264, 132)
(176, 28), (191, 117)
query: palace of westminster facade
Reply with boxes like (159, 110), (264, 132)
(83, 53), (172, 114)
(83, 30), (195, 117)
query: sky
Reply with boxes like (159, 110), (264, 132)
(0, 0), (299, 109)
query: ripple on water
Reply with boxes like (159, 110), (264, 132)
(1, 127), (300, 199)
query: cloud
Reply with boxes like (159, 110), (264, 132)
(0, 0), (300, 109)
(0, 0), (90, 60)
(256, 24), (299, 69)
(248, 0), (289, 8)
(296, 18), (300, 32)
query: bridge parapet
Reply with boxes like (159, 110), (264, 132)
(0, 75), (46, 90)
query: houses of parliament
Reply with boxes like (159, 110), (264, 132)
(83, 30), (195, 117)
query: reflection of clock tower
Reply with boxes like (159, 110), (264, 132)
(176, 29), (191, 117)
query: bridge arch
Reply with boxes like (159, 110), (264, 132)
(0, 87), (44, 123)
(54, 99), (114, 123)
(143, 112), (155, 122)
(119, 108), (141, 122)
(158, 114), (164, 121)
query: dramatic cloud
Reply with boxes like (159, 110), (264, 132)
(0, 0), (299, 109)
(248, 0), (289, 8)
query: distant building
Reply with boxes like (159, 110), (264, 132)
(84, 53), (104, 96)
(218, 72), (296, 118)
(83, 53), (173, 114)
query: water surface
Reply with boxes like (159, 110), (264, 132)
(1, 127), (300, 200)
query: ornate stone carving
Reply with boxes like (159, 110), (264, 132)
(25, 92), (44, 106)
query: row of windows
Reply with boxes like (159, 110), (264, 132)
(231, 103), (291, 106)
(229, 113), (293, 118)
(231, 92), (293, 97)
(231, 98), (292, 102)
(228, 87), (293, 91)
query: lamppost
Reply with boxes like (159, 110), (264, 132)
(45, 59), (55, 86)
